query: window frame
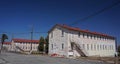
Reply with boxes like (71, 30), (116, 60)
(62, 43), (64, 50)
(62, 30), (64, 37)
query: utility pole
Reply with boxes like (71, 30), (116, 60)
(12, 33), (14, 39)
(30, 25), (34, 51)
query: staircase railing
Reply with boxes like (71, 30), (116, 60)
(72, 42), (87, 57)
(16, 46), (24, 52)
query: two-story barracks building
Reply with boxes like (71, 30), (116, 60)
(48, 24), (116, 57)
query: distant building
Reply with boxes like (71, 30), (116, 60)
(48, 24), (116, 57)
(3, 42), (11, 51)
(11, 38), (39, 52)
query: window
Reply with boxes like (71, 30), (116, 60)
(36, 47), (38, 49)
(87, 34), (89, 38)
(32, 46), (34, 49)
(103, 37), (105, 40)
(109, 45), (111, 50)
(103, 45), (105, 50)
(94, 35), (96, 39)
(104, 37), (106, 41)
(104, 37), (106, 40)
(100, 45), (102, 50)
(97, 45), (99, 50)
(23, 46), (24, 49)
(29, 46), (31, 49)
(91, 44), (93, 50)
(62, 30), (64, 37)
(104, 45), (106, 50)
(34, 46), (35, 49)
(71, 42), (74, 50)
(111, 45), (113, 50)
(83, 44), (85, 49)
(94, 44), (96, 50)
(26, 47), (27, 49)
(108, 45), (109, 50)
(51, 44), (53, 50)
(83, 33), (85, 38)
(78, 32), (80, 37)
(100, 36), (101, 40)
(110, 45), (112, 50)
(62, 43), (64, 50)
(97, 36), (99, 40)
(87, 44), (89, 50)
(90, 35), (92, 39)
(106, 38), (108, 41)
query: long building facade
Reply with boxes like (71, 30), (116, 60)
(48, 24), (116, 57)
(11, 38), (39, 52)
(3, 42), (11, 51)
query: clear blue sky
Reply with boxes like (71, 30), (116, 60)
(0, 0), (120, 45)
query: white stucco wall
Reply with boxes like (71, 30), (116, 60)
(67, 31), (116, 57)
(49, 26), (116, 57)
(49, 26), (69, 57)
(11, 40), (38, 52)
(3, 44), (11, 51)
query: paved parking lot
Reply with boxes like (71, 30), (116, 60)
(0, 52), (110, 64)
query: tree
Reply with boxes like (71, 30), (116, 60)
(45, 36), (49, 54)
(0, 34), (8, 53)
(38, 36), (45, 52)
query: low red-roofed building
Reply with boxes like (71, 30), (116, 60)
(3, 42), (11, 51)
(11, 38), (40, 52)
(48, 24), (116, 57)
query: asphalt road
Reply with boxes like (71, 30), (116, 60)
(0, 52), (109, 64)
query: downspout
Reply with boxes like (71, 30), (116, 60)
(115, 37), (118, 56)
(67, 32), (69, 57)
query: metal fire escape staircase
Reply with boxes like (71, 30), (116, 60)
(72, 42), (87, 57)
(15, 46), (24, 52)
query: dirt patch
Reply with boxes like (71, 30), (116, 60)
(78, 57), (120, 64)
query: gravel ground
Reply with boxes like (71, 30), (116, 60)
(0, 52), (110, 64)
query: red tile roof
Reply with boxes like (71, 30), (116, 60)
(49, 24), (115, 39)
(3, 42), (11, 45)
(12, 38), (39, 44)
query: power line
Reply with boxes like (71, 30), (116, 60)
(0, 32), (47, 37)
(11, 32), (30, 39)
(0, 31), (47, 40)
(34, 32), (47, 33)
(69, 1), (120, 26)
